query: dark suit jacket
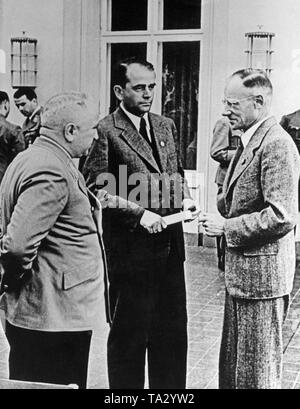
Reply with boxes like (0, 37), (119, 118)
(210, 117), (241, 186)
(280, 110), (300, 210)
(280, 109), (300, 153)
(22, 106), (42, 147)
(83, 107), (192, 282)
(0, 136), (105, 331)
(0, 114), (25, 183)
(218, 117), (300, 299)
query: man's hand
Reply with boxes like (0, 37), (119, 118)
(182, 198), (201, 221)
(198, 212), (225, 237)
(140, 210), (167, 234)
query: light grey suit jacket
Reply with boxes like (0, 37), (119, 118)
(218, 117), (300, 299)
(0, 136), (105, 331)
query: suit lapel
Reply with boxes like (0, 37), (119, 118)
(224, 116), (277, 197)
(149, 113), (168, 172)
(113, 108), (161, 173)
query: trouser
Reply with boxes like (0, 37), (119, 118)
(216, 235), (226, 272)
(107, 251), (188, 389)
(6, 321), (92, 389)
(219, 291), (289, 389)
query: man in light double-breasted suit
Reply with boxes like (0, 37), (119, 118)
(83, 58), (198, 389)
(200, 69), (300, 389)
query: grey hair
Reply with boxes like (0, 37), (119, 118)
(41, 92), (90, 129)
(231, 68), (273, 96)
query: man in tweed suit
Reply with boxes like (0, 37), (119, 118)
(83, 58), (198, 389)
(200, 69), (300, 389)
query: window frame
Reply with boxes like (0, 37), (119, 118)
(99, 0), (212, 172)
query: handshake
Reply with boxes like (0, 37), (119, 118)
(140, 199), (201, 234)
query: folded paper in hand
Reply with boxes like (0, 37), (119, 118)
(163, 211), (193, 226)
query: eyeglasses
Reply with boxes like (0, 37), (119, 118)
(222, 96), (255, 109)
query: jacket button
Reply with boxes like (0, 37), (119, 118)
(160, 141), (165, 147)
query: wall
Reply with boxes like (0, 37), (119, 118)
(0, 0), (100, 125)
(205, 0), (300, 213)
(0, 0), (64, 124)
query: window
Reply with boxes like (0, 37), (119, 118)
(163, 0), (201, 30)
(162, 42), (200, 169)
(100, 0), (204, 169)
(111, 0), (148, 31)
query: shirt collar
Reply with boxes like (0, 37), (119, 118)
(39, 134), (73, 160)
(120, 102), (150, 131)
(241, 114), (272, 148)
(29, 106), (41, 122)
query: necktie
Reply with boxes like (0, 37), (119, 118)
(139, 117), (149, 143)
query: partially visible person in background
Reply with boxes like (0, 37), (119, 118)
(0, 91), (25, 184)
(13, 87), (42, 148)
(210, 117), (241, 271)
(280, 109), (300, 212)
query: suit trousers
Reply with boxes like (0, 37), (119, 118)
(219, 291), (289, 389)
(107, 247), (188, 389)
(6, 321), (92, 389)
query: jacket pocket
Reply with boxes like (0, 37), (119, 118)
(62, 264), (99, 290)
(243, 242), (279, 257)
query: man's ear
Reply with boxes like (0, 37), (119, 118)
(254, 94), (264, 108)
(64, 123), (77, 142)
(4, 101), (10, 116)
(113, 85), (124, 102)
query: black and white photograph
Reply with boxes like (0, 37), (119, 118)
(0, 0), (300, 394)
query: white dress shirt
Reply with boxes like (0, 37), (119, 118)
(241, 115), (272, 148)
(120, 102), (152, 142)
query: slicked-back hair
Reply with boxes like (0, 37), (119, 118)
(112, 57), (155, 88)
(0, 91), (9, 104)
(13, 87), (37, 101)
(41, 92), (90, 130)
(231, 68), (273, 95)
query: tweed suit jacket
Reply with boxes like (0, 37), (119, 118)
(0, 114), (25, 184)
(0, 136), (105, 331)
(218, 117), (300, 299)
(83, 107), (192, 276)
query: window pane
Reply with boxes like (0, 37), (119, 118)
(164, 0), (201, 30)
(110, 43), (147, 113)
(111, 0), (148, 31)
(162, 42), (200, 170)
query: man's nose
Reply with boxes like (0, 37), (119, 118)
(222, 107), (231, 116)
(143, 87), (152, 98)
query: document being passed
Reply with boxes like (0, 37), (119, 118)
(163, 211), (193, 226)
